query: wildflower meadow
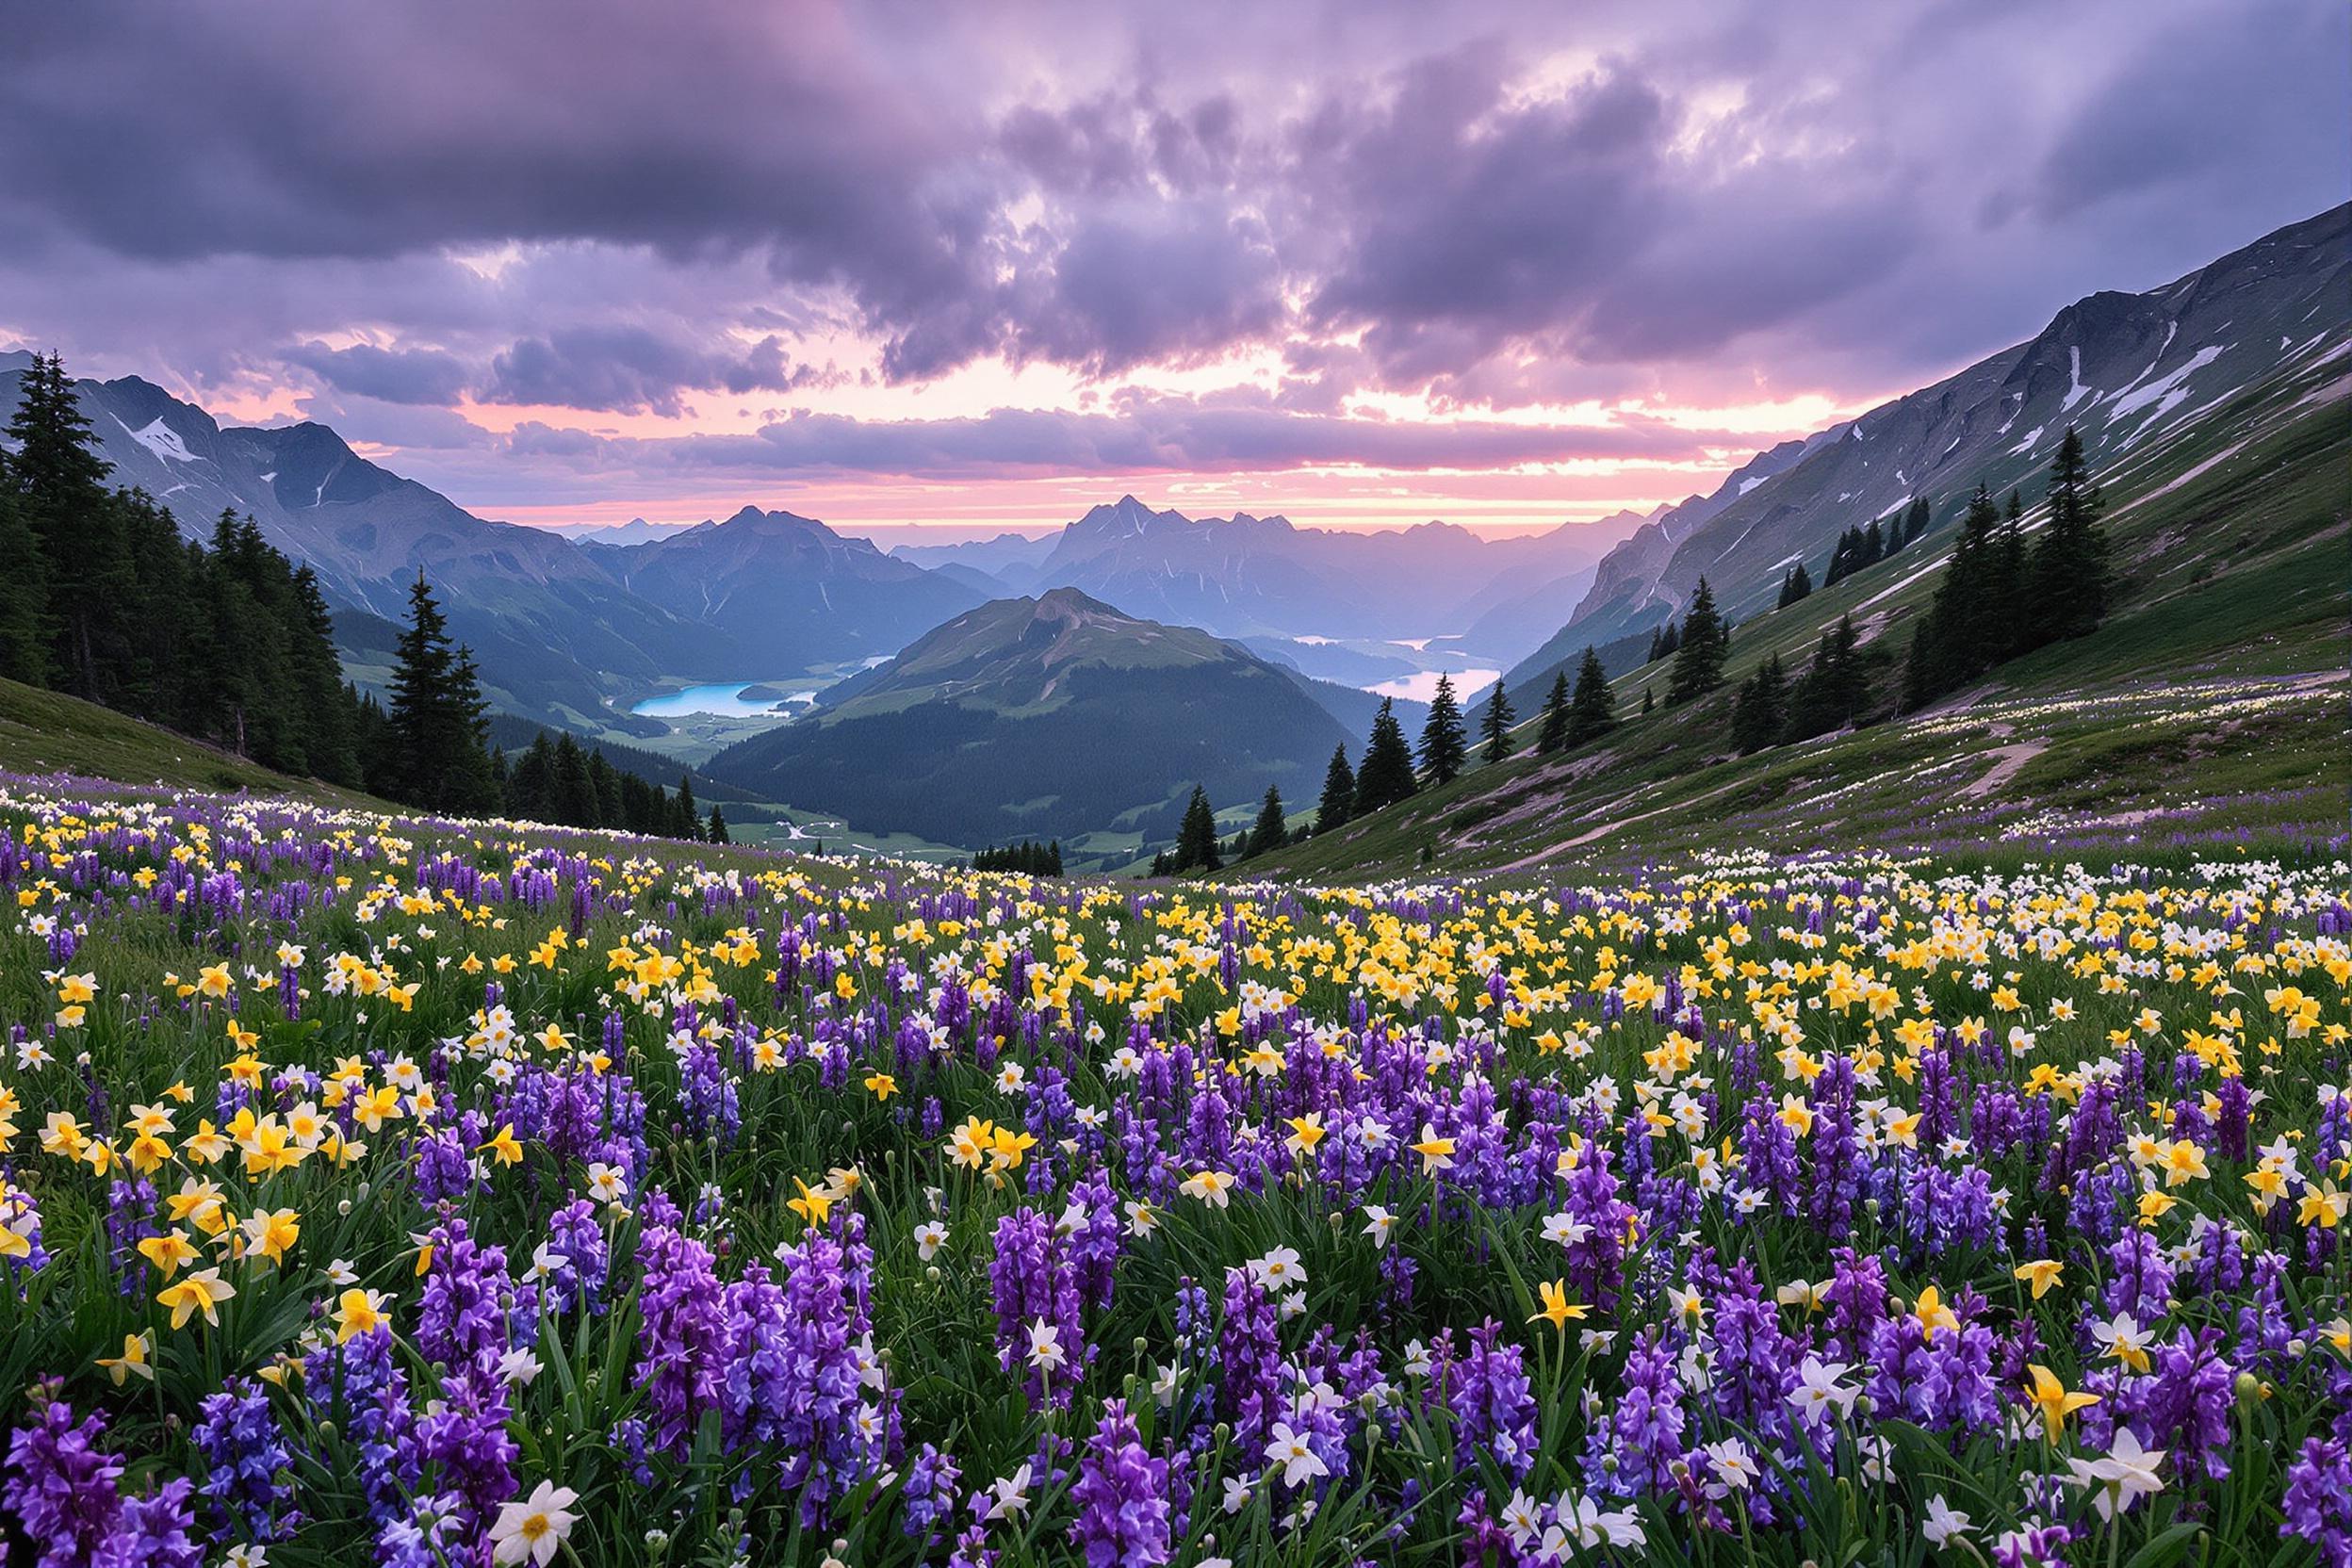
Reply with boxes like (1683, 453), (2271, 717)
(2, 780), (2347, 1567)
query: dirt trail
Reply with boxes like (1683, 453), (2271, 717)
(1494, 774), (1749, 872)
(1960, 741), (2048, 800)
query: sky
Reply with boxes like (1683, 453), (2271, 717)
(2, 0), (2344, 539)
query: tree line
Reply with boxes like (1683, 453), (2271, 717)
(1, 352), (366, 785)
(1, 353), (726, 844)
(972, 840), (1064, 875)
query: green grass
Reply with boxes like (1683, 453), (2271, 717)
(0, 677), (385, 808)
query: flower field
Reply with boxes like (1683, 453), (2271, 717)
(2, 782), (2348, 1567)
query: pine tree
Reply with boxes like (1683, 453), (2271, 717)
(6, 353), (123, 695)
(708, 807), (730, 844)
(0, 453), (48, 684)
(1315, 743), (1355, 834)
(552, 734), (598, 825)
(1246, 786), (1286, 858)
(675, 774), (700, 841)
(1418, 674), (1468, 785)
(2026, 426), (2108, 644)
(1667, 579), (1728, 703)
(1352, 698), (1418, 814)
(386, 570), (497, 812)
(1777, 562), (1813, 609)
(1903, 495), (1932, 548)
(1641, 687), (1653, 714)
(1785, 614), (1869, 743)
(1173, 785), (1221, 873)
(1730, 653), (1788, 753)
(1534, 669), (1571, 755)
(1565, 645), (1617, 745)
(1903, 482), (2001, 710)
(1477, 678), (1515, 764)
(1983, 489), (2029, 666)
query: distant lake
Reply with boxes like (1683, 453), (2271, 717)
(631, 682), (812, 719)
(1369, 666), (1500, 703)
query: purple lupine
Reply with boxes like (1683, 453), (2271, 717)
(193, 1379), (294, 1542)
(1217, 1268), (1286, 1452)
(1587, 1329), (1687, 1499)
(633, 1213), (726, 1457)
(335, 1325), (418, 1524)
(2282, 1438), (2352, 1568)
(546, 1196), (611, 1315)
(416, 1217), (513, 1377)
(416, 1369), (517, 1533)
(988, 1206), (1083, 1405)
(1066, 1399), (1170, 1567)
(92, 1478), (203, 1568)
(1446, 1320), (1538, 1482)
(2, 1395), (122, 1568)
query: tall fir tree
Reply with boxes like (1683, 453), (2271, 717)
(387, 570), (496, 812)
(1730, 653), (1788, 753)
(1173, 785), (1221, 873)
(1565, 645), (1617, 744)
(0, 457), (45, 684)
(1776, 561), (1813, 608)
(1534, 669), (1572, 755)
(1784, 614), (1869, 742)
(1417, 674), (1468, 785)
(707, 807), (730, 845)
(1666, 578), (1728, 703)
(1245, 785), (1286, 857)
(1477, 678), (1515, 764)
(6, 352), (129, 697)
(2026, 426), (2109, 643)
(1315, 743), (1356, 834)
(1352, 698), (1418, 814)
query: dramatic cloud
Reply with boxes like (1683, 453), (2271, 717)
(0, 0), (2341, 531)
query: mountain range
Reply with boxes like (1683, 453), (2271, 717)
(899, 494), (1636, 662)
(706, 588), (1355, 850)
(1500, 202), (2352, 700)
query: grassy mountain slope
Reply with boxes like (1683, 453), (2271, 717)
(0, 678), (384, 807)
(1233, 380), (2348, 883)
(1505, 204), (2350, 696)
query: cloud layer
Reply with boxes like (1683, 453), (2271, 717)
(0, 0), (2342, 531)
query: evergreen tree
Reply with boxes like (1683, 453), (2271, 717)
(2026, 426), (2108, 644)
(1784, 614), (1870, 742)
(1173, 785), (1221, 873)
(1903, 495), (1932, 548)
(1477, 678), (1516, 764)
(708, 807), (730, 845)
(1983, 489), (2029, 666)
(1730, 653), (1788, 753)
(1246, 786), (1287, 858)
(1776, 562), (1813, 609)
(1352, 698), (1418, 814)
(0, 455), (48, 684)
(675, 775), (700, 841)
(552, 734), (598, 826)
(1642, 687), (1654, 715)
(1534, 669), (1572, 755)
(1565, 645), (1617, 745)
(1315, 743), (1355, 834)
(1903, 482), (2000, 710)
(1417, 674), (1468, 785)
(386, 571), (496, 813)
(4, 353), (119, 695)
(1666, 578), (1728, 703)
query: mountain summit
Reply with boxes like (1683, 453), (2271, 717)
(709, 590), (1352, 849)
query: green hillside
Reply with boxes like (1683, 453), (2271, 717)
(0, 677), (384, 807)
(1234, 385), (2348, 883)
